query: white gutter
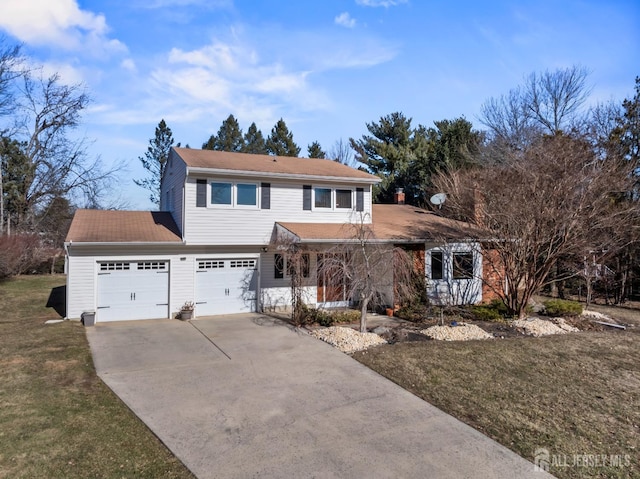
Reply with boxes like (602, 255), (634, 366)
(186, 166), (381, 184)
(65, 241), (184, 247)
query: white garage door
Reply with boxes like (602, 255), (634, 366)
(195, 258), (257, 316)
(97, 261), (169, 322)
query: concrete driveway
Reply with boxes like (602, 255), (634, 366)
(87, 314), (552, 478)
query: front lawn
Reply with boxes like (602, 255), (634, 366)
(0, 275), (194, 478)
(354, 310), (639, 479)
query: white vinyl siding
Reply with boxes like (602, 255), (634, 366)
(66, 255), (96, 319)
(425, 242), (483, 305)
(184, 178), (373, 245)
(65, 246), (262, 320)
(260, 252), (317, 311)
(159, 149), (186, 236)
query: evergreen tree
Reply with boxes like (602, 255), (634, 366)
(0, 136), (32, 231)
(242, 122), (268, 154)
(134, 119), (175, 207)
(307, 141), (326, 159)
(351, 113), (483, 205)
(618, 76), (640, 167)
(266, 118), (301, 157)
(202, 114), (244, 152)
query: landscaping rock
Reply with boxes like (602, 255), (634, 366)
(512, 317), (580, 337)
(372, 326), (392, 335)
(580, 310), (617, 323)
(420, 323), (494, 341)
(309, 326), (387, 354)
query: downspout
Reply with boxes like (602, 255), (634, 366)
(63, 242), (70, 319)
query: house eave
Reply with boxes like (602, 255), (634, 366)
(65, 241), (184, 247)
(187, 166), (381, 184)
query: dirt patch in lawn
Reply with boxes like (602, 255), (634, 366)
(353, 307), (640, 479)
(0, 275), (194, 479)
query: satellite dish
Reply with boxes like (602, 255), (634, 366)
(430, 193), (447, 208)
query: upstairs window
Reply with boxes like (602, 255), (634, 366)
(311, 187), (356, 210)
(211, 182), (232, 205)
(209, 182), (259, 208)
(314, 188), (332, 208)
(237, 183), (257, 206)
(336, 189), (352, 209)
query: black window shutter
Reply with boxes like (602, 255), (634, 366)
(196, 180), (206, 207)
(261, 183), (271, 209)
(356, 188), (364, 212)
(303, 185), (311, 210)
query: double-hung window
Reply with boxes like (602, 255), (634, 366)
(314, 188), (332, 209)
(335, 189), (352, 209)
(236, 183), (257, 207)
(453, 252), (474, 279)
(211, 182), (232, 205)
(210, 182), (258, 208)
(312, 187), (354, 210)
(274, 253), (310, 279)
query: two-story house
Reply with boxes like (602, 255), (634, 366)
(64, 147), (487, 322)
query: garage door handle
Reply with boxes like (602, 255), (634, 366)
(97, 306), (110, 309)
(156, 303), (168, 306)
(196, 301), (207, 304)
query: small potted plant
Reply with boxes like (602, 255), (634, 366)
(179, 301), (194, 320)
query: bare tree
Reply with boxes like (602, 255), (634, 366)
(318, 213), (417, 332)
(524, 66), (591, 134)
(328, 138), (357, 168)
(434, 133), (635, 318)
(480, 66), (591, 150)
(0, 37), (23, 120)
(9, 71), (119, 229)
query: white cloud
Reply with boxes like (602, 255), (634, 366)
(0, 0), (126, 55)
(356, 0), (408, 7)
(140, 0), (231, 8)
(335, 12), (357, 28)
(40, 61), (86, 85)
(121, 58), (137, 72)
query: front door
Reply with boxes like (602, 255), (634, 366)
(316, 253), (349, 306)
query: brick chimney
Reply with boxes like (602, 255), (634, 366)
(473, 186), (485, 226)
(394, 188), (405, 205)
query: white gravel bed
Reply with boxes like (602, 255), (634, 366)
(580, 310), (616, 322)
(309, 326), (387, 353)
(420, 323), (494, 341)
(512, 317), (580, 337)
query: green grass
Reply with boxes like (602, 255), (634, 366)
(354, 314), (640, 479)
(0, 275), (194, 479)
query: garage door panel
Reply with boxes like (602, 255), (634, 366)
(196, 258), (257, 316)
(97, 261), (169, 322)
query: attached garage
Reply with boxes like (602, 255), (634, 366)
(195, 258), (258, 316)
(97, 260), (169, 322)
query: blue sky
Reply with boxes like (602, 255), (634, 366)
(1, 0), (638, 209)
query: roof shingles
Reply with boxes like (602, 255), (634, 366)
(277, 204), (479, 243)
(66, 210), (182, 243)
(174, 147), (380, 182)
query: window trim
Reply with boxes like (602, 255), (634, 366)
(235, 182), (258, 208)
(274, 253), (311, 279)
(311, 186), (355, 211)
(208, 181), (260, 209)
(430, 251), (444, 280)
(453, 252), (474, 280)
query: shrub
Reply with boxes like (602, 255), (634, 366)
(543, 299), (583, 317)
(307, 308), (360, 326)
(0, 234), (51, 279)
(471, 305), (503, 321)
